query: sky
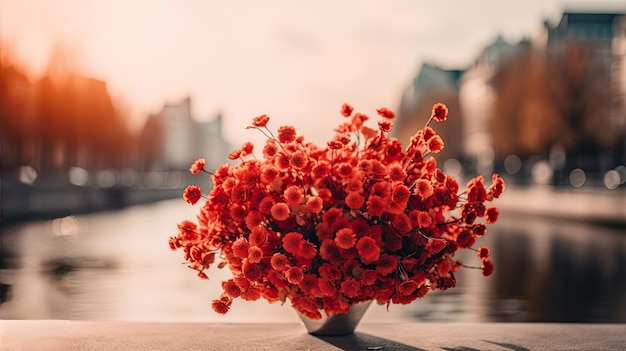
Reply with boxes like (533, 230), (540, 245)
(1, 0), (625, 147)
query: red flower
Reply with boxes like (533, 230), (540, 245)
(427, 135), (444, 153)
(182, 185), (202, 205)
(189, 158), (206, 174)
(285, 266), (304, 284)
(477, 246), (491, 260)
(341, 103), (353, 117)
(277, 125), (296, 143)
(398, 280), (418, 296)
(339, 278), (361, 298)
(481, 260), (495, 277)
(356, 236), (380, 263)
(431, 103), (448, 122)
(249, 226), (268, 246)
(290, 150), (308, 170)
(345, 192), (365, 210)
(270, 203), (290, 221)
(252, 114), (270, 127)
(212, 298), (231, 314)
(232, 237), (249, 259)
(222, 279), (242, 298)
(392, 184), (411, 205)
(376, 107), (395, 119)
(247, 246), (263, 263)
(284, 185), (304, 207)
(306, 196), (324, 214)
(388, 164), (406, 182)
(319, 278), (337, 297)
(242, 260), (262, 281)
(489, 173), (506, 199)
(297, 240), (317, 260)
(270, 253), (288, 271)
(378, 120), (393, 132)
(375, 254), (399, 275)
(485, 206), (499, 224)
(241, 141), (254, 156)
(366, 195), (385, 217)
(335, 228), (356, 249)
(263, 140), (278, 159)
(415, 179), (433, 199)
(360, 269), (379, 286)
(282, 232), (303, 254)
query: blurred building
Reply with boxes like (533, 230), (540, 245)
(458, 36), (529, 175)
(394, 63), (464, 163)
(396, 9), (626, 187)
(541, 12), (626, 140)
(144, 97), (230, 172)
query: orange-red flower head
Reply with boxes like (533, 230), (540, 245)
(431, 103), (448, 122)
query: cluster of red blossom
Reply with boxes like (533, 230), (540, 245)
(171, 102), (505, 320)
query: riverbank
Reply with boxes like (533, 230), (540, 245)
(495, 184), (626, 228)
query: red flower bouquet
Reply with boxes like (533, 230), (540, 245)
(170, 103), (505, 320)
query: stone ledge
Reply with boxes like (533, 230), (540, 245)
(2, 321), (625, 351)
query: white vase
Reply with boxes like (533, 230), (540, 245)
(298, 301), (372, 336)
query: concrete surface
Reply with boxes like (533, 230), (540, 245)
(1, 321), (625, 350)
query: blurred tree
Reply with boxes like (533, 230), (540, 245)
(1, 43), (140, 173)
(491, 40), (618, 159)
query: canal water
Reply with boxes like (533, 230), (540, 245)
(1, 198), (625, 323)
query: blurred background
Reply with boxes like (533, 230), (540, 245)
(1, 0), (625, 323)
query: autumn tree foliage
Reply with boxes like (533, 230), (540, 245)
(491, 40), (621, 159)
(0, 44), (139, 173)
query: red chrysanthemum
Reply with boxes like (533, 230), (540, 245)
(392, 184), (411, 205)
(334, 228), (356, 249)
(270, 203), (290, 221)
(270, 253), (288, 271)
(306, 196), (324, 214)
(285, 266), (304, 284)
(284, 185), (304, 207)
(477, 246), (491, 260)
(485, 206), (499, 224)
(222, 279), (242, 298)
(481, 260), (495, 277)
(263, 140), (278, 159)
(282, 232), (303, 254)
(341, 103), (354, 117)
(247, 246), (263, 263)
(431, 102), (448, 122)
(189, 158), (206, 174)
(252, 114), (270, 127)
(415, 179), (433, 199)
(378, 120), (393, 132)
(398, 280), (418, 296)
(242, 260), (262, 282)
(290, 150), (308, 170)
(388, 164), (406, 182)
(356, 236), (380, 262)
(345, 192), (365, 210)
(182, 185), (202, 205)
(366, 195), (385, 217)
(232, 237), (249, 259)
(427, 135), (444, 153)
(376, 107), (395, 119)
(339, 278), (361, 298)
(212, 298), (231, 314)
(277, 125), (296, 143)
(375, 254), (399, 276)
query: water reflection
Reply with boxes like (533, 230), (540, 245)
(1, 199), (625, 322)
